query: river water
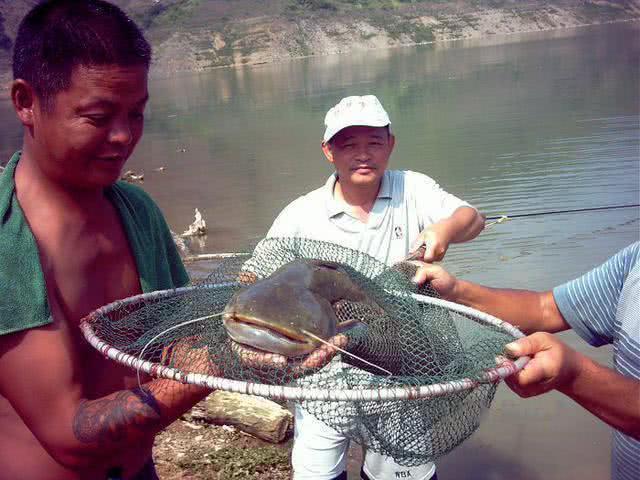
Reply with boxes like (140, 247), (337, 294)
(1, 21), (638, 480)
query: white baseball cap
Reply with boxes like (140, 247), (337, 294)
(323, 95), (391, 143)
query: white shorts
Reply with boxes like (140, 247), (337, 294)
(291, 404), (436, 480)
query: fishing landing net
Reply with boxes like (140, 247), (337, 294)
(81, 237), (527, 466)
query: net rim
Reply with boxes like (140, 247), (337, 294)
(80, 284), (529, 402)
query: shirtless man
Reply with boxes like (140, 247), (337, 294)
(0, 2), (211, 478)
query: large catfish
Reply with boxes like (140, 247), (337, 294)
(222, 259), (374, 357)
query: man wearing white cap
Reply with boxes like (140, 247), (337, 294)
(263, 95), (485, 480)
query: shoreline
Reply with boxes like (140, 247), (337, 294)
(145, 2), (640, 79)
(147, 17), (639, 81)
(1, 16), (638, 88)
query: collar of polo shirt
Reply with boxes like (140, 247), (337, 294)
(324, 171), (393, 219)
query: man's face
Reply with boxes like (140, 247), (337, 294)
(322, 126), (395, 190)
(30, 64), (149, 189)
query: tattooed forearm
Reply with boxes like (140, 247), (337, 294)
(73, 388), (162, 446)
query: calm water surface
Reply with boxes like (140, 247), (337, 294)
(1, 22), (638, 480)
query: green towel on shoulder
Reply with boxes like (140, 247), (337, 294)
(0, 152), (189, 336)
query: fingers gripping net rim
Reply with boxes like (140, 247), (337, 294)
(80, 237), (527, 465)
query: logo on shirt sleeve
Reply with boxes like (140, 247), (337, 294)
(394, 226), (403, 239)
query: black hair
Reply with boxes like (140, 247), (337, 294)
(12, 0), (151, 110)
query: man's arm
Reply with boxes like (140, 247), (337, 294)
(412, 263), (570, 334)
(414, 206), (485, 262)
(434, 206), (486, 243)
(0, 323), (211, 470)
(414, 263), (640, 439)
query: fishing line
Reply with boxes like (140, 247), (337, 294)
(137, 312), (224, 389)
(185, 205), (639, 262)
(485, 203), (639, 222)
(301, 329), (393, 376)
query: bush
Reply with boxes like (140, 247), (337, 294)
(290, 0), (339, 12)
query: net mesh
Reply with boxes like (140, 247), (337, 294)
(83, 237), (517, 466)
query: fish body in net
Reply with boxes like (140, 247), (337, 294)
(222, 259), (372, 357)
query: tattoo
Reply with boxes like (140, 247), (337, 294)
(73, 387), (162, 445)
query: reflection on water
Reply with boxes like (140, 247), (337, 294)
(1, 22), (638, 480)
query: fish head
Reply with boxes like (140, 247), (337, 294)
(223, 260), (367, 357)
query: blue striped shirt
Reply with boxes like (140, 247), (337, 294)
(553, 242), (640, 480)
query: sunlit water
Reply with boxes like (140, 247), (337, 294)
(1, 21), (638, 480)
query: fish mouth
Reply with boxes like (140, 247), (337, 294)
(223, 313), (309, 342)
(222, 312), (316, 357)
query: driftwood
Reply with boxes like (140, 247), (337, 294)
(182, 252), (249, 263)
(181, 208), (207, 237)
(187, 391), (292, 443)
(121, 169), (144, 183)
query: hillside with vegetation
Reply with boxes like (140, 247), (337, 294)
(0, 1), (638, 82)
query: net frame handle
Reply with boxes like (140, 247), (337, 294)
(80, 285), (529, 402)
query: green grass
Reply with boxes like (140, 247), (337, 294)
(470, 0), (509, 7)
(132, 2), (168, 29)
(459, 13), (479, 28)
(286, 0), (441, 13)
(286, 0), (339, 12)
(288, 22), (313, 57)
(133, 0), (204, 30)
(435, 16), (467, 38)
(211, 27), (240, 67)
(369, 13), (434, 42)
(535, 9), (558, 28)
(238, 30), (271, 57)
(579, 2), (626, 22)
(176, 445), (290, 479)
(325, 28), (345, 37)
(412, 24), (435, 43)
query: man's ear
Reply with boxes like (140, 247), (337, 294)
(388, 133), (396, 153)
(321, 142), (334, 165)
(11, 79), (36, 127)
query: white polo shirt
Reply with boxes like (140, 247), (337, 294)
(265, 170), (472, 265)
(260, 169), (471, 480)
